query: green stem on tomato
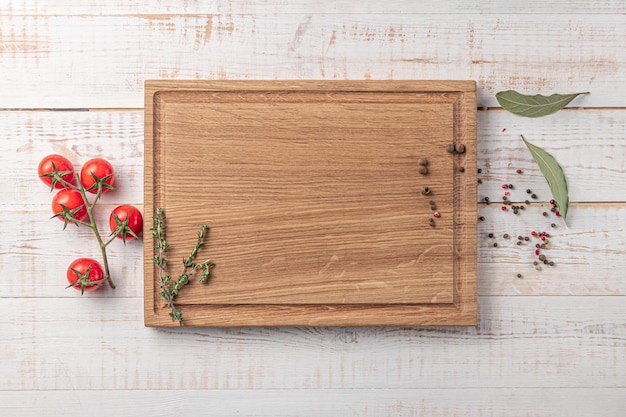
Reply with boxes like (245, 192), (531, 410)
(72, 173), (116, 289)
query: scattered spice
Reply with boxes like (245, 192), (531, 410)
(446, 144), (455, 153)
(418, 157), (429, 166)
(455, 144), (466, 154)
(418, 166), (428, 175)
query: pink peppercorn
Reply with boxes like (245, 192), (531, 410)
(433, 211), (441, 218)
(502, 184), (509, 189)
(535, 249), (540, 255)
(531, 231), (537, 237)
(555, 211), (560, 216)
(550, 199), (555, 205)
(504, 191), (511, 196)
(501, 206), (507, 211)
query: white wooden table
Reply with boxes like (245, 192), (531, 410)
(1, 2), (624, 416)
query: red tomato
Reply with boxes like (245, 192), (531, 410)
(38, 154), (76, 189)
(51, 188), (88, 223)
(109, 205), (143, 240)
(66, 258), (104, 293)
(80, 158), (115, 194)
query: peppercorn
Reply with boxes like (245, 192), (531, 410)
(549, 261), (555, 266)
(508, 184), (514, 189)
(429, 218), (435, 227)
(477, 168), (482, 174)
(418, 166), (428, 175)
(551, 223), (556, 228)
(518, 236), (523, 240)
(533, 261), (538, 266)
(446, 144), (455, 153)
(484, 197), (490, 204)
(455, 143), (466, 154)
(421, 187), (431, 195)
(531, 193), (537, 199)
(551, 207), (557, 212)
(543, 260), (549, 265)
(516, 169), (523, 174)
(525, 200), (530, 205)
(478, 179), (483, 184)
(488, 233), (494, 238)
(526, 189), (532, 194)
(524, 236), (529, 241)
(516, 241), (522, 246)
(542, 212), (548, 216)
(502, 196), (508, 201)
(519, 205), (525, 210)
(516, 273), (522, 279)
(493, 242), (498, 247)
(479, 216), (485, 221)
(459, 167), (465, 173)
(418, 157), (429, 166)
(503, 233), (509, 239)
(539, 254), (546, 261)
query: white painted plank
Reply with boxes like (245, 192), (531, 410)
(4, 108), (626, 205)
(1, 389), (625, 417)
(2, 203), (626, 298)
(1, 111), (144, 206)
(477, 110), (626, 204)
(3, 1), (626, 15)
(0, 14), (621, 108)
(0, 297), (624, 390)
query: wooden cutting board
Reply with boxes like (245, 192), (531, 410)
(144, 80), (477, 327)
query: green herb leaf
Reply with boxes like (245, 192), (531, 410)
(496, 90), (588, 118)
(521, 135), (569, 222)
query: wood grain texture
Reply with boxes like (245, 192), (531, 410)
(1, 297), (624, 390)
(0, 14), (622, 108)
(144, 80), (476, 326)
(4, 109), (626, 205)
(2, 2), (626, 415)
(4, 1), (626, 15)
(2, 389), (625, 417)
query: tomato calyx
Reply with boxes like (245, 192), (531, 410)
(109, 212), (140, 244)
(50, 203), (88, 229)
(40, 161), (75, 191)
(84, 171), (115, 194)
(66, 265), (105, 295)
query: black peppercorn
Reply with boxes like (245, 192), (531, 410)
(518, 236), (523, 240)
(477, 179), (483, 184)
(524, 236), (529, 241)
(477, 168), (482, 174)
(508, 184), (513, 189)
(531, 193), (537, 199)
(418, 166), (428, 175)
(526, 189), (532, 194)
(516, 273), (522, 279)
(488, 233), (494, 238)
(516, 241), (522, 246)
(544, 260), (549, 265)
(503, 196), (508, 201)
(513, 209), (519, 214)
(542, 212), (548, 216)
(533, 261), (538, 266)
(459, 167), (465, 173)
(525, 200), (530, 205)
(539, 254), (546, 261)
(551, 207), (557, 212)
(503, 234), (509, 239)
(446, 144), (455, 153)
(520, 205), (525, 210)
(549, 261), (555, 266)
(421, 187), (431, 195)
(551, 223), (556, 228)
(455, 143), (466, 154)
(418, 157), (429, 166)
(479, 216), (485, 221)
(493, 242), (498, 247)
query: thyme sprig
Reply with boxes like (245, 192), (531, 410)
(151, 208), (215, 326)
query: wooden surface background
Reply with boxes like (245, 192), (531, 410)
(1, 1), (624, 415)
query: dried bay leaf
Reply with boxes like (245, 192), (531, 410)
(496, 90), (588, 118)
(521, 135), (569, 222)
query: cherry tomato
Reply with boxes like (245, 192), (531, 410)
(109, 205), (143, 240)
(38, 154), (76, 189)
(80, 158), (115, 194)
(51, 188), (88, 223)
(66, 258), (104, 293)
